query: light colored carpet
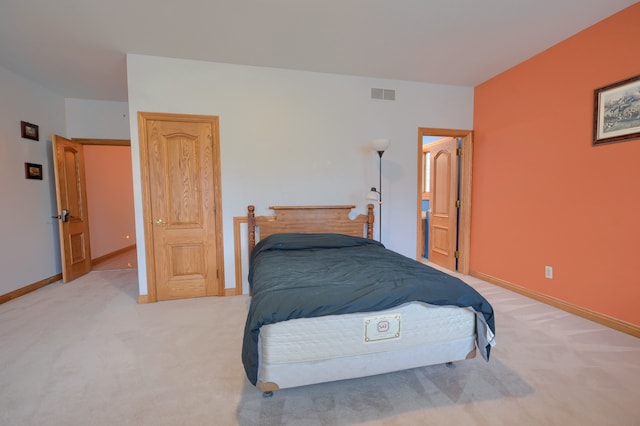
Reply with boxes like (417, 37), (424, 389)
(1, 268), (639, 425)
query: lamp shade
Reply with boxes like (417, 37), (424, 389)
(366, 188), (380, 201)
(372, 138), (391, 152)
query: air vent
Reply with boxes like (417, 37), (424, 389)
(371, 87), (395, 101)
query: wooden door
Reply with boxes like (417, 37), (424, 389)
(428, 137), (459, 271)
(52, 135), (92, 282)
(139, 113), (224, 301)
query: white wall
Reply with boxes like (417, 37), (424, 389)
(127, 54), (474, 295)
(0, 65), (66, 296)
(64, 99), (130, 139)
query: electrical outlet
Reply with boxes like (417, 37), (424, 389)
(545, 266), (553, 279)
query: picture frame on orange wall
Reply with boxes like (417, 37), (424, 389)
(593, 74), (640, 146)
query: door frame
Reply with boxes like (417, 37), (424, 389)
(138, 111), (225, 302)
(51, 136), (130, 282)
(417, 128), (473, 274)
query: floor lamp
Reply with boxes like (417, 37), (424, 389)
(366, 138), (390, 242)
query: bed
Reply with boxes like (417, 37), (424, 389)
(242, 204), (495, 395)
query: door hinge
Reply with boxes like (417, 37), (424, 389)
(456, 147), (462, 156)
(456, 199), (461, 208)
(216, 269), (219, 279)
(455, 251), (459, 259)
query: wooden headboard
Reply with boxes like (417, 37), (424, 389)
(248, 204), (374, 253)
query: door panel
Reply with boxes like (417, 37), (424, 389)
(428, 137), (458, 271)
(52, 135), (92, 282)
(144, 116), (222, 300)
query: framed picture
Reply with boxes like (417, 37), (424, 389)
(593, 74), (640, 146)
(21, 121), (39, 141)
(25, 162), (43, 180)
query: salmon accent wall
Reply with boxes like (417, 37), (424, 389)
(84, 145), (136, 259)
(472, 3), (640, 326)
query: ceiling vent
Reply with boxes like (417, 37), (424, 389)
(371, 88), (395, 101)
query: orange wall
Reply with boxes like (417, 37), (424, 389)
(472, 4), (640, 326)
(84, 145), (136, 259)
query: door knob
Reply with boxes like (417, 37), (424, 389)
(51, 209), (70, 222)
(155, 219), (165, 225)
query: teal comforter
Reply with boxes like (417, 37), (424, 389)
(242, 233), (495, 386)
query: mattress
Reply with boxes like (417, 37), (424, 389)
(256, 301), (477, 390)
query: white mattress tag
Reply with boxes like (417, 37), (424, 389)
(364, 314), (401, 342)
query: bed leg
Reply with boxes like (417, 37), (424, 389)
(262, 391), (274, 398)
(445, 362), (455, 368)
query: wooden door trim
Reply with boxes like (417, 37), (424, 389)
(138, 112), (225, 302)
(417, 128), (472, 274)
(73, 138), (131, 146)
(138, 116), (156, 302)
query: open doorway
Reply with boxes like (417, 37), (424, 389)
(76, 138), (136, 271)
(420, 136), (458, 264)
(51, 137), (135, 282)
(416, 128), (473, 274)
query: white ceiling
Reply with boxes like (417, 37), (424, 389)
(0, 0), (635, 102)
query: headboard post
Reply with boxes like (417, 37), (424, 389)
(366, 203), (374, 240)
(248, 205), (256, 254)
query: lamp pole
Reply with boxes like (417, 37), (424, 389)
(368, 138), (390, 243)
(377, 150), (384, 241)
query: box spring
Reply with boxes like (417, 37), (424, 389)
(256, 301), (477, 392)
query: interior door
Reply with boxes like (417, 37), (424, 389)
(140, 113), (223, 301)
(52, 135), (92, 282)
(428, 137), (459, 271)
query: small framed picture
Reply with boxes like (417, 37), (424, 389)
(25, 162), (43, 180)
(593, 74), (640, 146)
(21, 121), (39, 141)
